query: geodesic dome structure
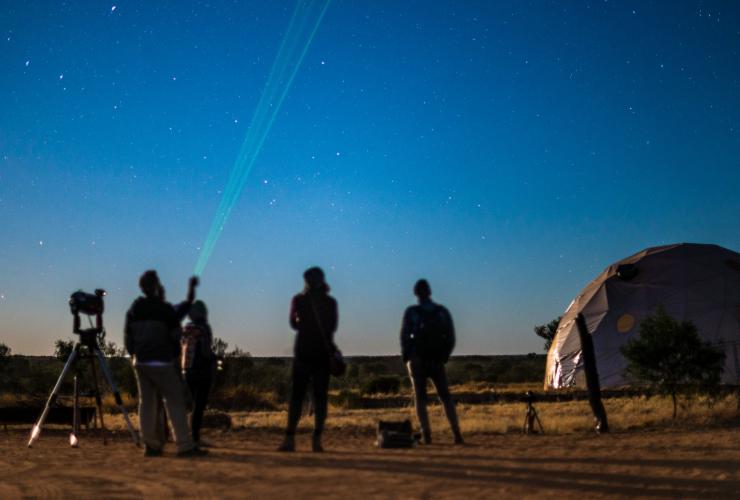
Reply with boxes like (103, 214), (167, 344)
(545, 243), (740, 390)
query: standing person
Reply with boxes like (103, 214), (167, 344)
(181, 300), (215, 447)
(124, 270), (207, 457)
(400, 279), (464, 445)
(278, 266), (338, 452)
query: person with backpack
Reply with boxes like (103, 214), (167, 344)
(181, 300), (214, 448)
(400, 279), (464, 445)
(278, 267), (339, 453)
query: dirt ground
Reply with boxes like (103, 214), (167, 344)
(1, 426), (739, 499)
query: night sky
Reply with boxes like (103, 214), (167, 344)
(2, 1), (739, 356)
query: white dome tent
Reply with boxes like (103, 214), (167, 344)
(545, 243), (740, 390)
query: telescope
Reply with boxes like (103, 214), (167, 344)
(27, 288), (139, 448)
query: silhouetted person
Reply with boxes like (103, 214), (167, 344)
(124, 270), (207, 457)
(279, 267), (338, 452)
(400, 279), (463, 445)
(154, 276), (198, 444)
(181, 300), (215, 447)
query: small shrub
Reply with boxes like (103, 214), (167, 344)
(212, 386), (277, 411)
(202, 410), (232, 429)
(359, 361), (389, 378)
(330, 389), (363, 409)
(345, 363), (360, 379)
(361, 375), (401, 395)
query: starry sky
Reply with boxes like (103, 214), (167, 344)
(2, 1), (739, 356)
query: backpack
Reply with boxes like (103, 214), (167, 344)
(414, 305), (454, 362)
(180, 323), (211, 372)
(376, 420), (418, 449)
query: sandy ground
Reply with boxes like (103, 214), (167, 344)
(0, 426), (739, 499)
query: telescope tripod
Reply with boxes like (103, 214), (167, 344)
(522, 400), (545, 435)
(28, 329), (139, 448)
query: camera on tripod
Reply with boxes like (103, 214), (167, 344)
(69, 289), (106, 346)
(69, 289), (106, 317)
(521, 390), (544, 435)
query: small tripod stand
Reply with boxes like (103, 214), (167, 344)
(522, 391), (544, 435)
(28, 290), (139, 448)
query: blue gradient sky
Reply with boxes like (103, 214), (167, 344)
(2, 1), (739, 355)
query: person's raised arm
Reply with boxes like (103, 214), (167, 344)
(186, 276), (199, 305)
(173, 276), (199, 322)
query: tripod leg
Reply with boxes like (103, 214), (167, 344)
(28, 345), (79, 448)
(94, 348), (140, 446)
(70, 376), (80, 447)
(88, 354), (107, 445)
(534, 410), (545, 434)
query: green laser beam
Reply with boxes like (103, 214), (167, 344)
(194, 0), (331, 276)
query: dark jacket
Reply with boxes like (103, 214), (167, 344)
(290, 291), (338, 363)
(124, 296), (182, 363)
(400, 299), (455, 363)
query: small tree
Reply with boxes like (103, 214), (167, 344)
(54, 338), (75, 362)
(620, 307), (725, 418)
(213, 337), (229, 358)
(0, 342), (10, 376)
(534, 316), (561, 351)
(96, 330), (126, 357)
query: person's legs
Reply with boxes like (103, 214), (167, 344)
(155, 365), (195, 453)
(429, 363), (463, 444)
(407, 358), (431, 443)
(279, 359), (309, 451)
(189, 375), (211, 444)
(155, 395), (167, 445)
(310, 364), (330, 451)
(286, 359), (310, 435)
(134, 365), (164, 452)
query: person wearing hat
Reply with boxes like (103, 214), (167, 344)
(181, 300), (215, 448)
(278, 266), (339, 452)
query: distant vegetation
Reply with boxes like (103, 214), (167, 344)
(0, 336), (546, 410)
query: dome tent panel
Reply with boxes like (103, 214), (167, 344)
(545, 243), (740, 390)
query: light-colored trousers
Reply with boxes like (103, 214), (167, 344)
(134, 363), (193, 452)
